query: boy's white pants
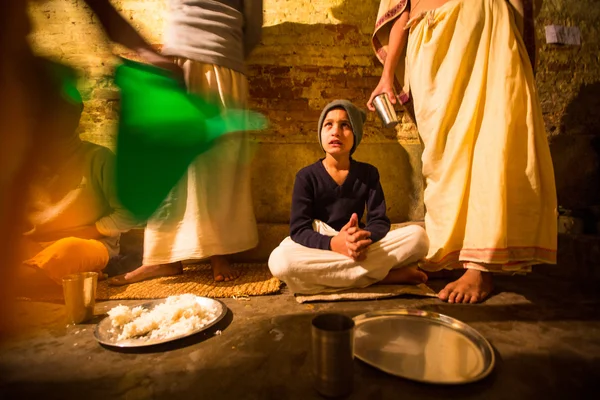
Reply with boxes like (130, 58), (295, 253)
(268, 221), (429, 295)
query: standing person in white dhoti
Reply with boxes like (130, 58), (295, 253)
(110, 0), (263, 285)
(268, 100), (429, 295)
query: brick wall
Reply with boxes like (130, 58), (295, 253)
(536, 2), (600, 220)
(27, 0), (600, 226)
(28, 0), (419, 148)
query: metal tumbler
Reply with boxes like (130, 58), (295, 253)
(62, 272), (98, 325)
(311, 314), (355, 398)
(373, 93), (399, 128)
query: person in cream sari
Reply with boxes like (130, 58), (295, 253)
(367, 0), (556, 303)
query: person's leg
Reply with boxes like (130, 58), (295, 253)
(408, 0), (556, 306)
(268, 237), (358, 294)
(108, 261), (183, 286)
(364, 224), (429, 285)
(268, 224), (429, 295)
(112, 60), (258, 286)
(22, 237), (109, 284)
(377, 267), (427, 285)
(199, 65), (257, 282)
(437, 264), (494, 304)
(109, 159), (187, 287)
(211, 255), (239, 282)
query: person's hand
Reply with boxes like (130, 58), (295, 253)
(330, 215), (355, 257)
(367, 76), (396, 111)
(346, 225), (372, 261)
(330, 213), (371, 260)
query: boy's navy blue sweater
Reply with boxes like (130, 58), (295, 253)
(290, 158), (391, 250)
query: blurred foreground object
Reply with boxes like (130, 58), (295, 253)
(114, 58), (267, 220)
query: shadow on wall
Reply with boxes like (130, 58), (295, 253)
(248, 0), (382, 138)
(551, 81), (600, 233)
(248, 0), (424, 224)
(560, 82), (600, 136)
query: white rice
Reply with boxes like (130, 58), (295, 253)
(107, 294), (219, 341)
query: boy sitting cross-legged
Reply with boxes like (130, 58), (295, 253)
(268, 99), (429, 295)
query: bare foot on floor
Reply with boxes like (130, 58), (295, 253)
(108, 262), (183, 286)
(211, 256), (240, 282)
(438, 269), (493, 304)
(378, 265), (428, 285)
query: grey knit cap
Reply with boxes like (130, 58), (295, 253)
(318, 99), (367, 155)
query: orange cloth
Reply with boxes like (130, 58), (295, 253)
(23, 237), (109, 284)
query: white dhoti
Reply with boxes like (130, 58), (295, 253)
(143, 60), (258, 265)
(268, 222), (429, 294)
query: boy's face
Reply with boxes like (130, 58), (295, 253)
(321, 108), (354, 157)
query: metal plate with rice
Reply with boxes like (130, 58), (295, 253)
(94, 296), (226, 348)
(353, 309), (495, 384)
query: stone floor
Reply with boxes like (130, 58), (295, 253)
(1, 273), (599, 400)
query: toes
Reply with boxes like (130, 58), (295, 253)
(454, 292), (464, 303)
(469, 291), (489, 303)
(438, 288), (451, 301)
(108, 274), (129, 287)
(448, 290), (458, 303)
(214, 269), (241, 282)
(462, 294), (472, 304)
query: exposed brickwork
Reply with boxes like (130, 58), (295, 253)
(28, 0), (599, 142)
(536, 2), (600, 214)
(537, 3), (600, 137)
(27, 0), (420, 148)
(26, 0), (600, 224)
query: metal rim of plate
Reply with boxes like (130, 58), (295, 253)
(94, 296), (227, 348)
(353, 308), (495, 385)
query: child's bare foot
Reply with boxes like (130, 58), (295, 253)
(378, 265), (428, 285)
(211, 255), (240, 282)
(108, 262), (183, 286)
(438, 269), (493, 304)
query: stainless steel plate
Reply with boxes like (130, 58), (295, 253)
(94, 296), (226, 348)
(353, 309), (495, 384)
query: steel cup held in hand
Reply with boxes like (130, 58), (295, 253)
(311, 313), (355, 398)
(373, 93), (399, 128)
(62, 272), (98, 325)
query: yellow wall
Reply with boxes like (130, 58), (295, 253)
(27, 0), (600, 221)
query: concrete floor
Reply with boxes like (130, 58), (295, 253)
(1, 273), (599, 400)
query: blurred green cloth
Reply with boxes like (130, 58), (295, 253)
(114, 58), (266, 220)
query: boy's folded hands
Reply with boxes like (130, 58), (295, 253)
(330, 213), (372, 261)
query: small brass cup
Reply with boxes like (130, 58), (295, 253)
(62, 272), (98, 325)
